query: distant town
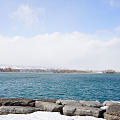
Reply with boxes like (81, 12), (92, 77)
(0, 67), (119, 74)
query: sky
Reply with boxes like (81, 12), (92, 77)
(0, 0), (120, 70)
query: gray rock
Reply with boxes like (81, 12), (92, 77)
(0, 98), (35, 107)
(35, 101), (63, 112)
(103, 101), (120, 106)
(104, 113), (120, 120)
(63, 105), (104, 118)
(56, 100), (81, 106)
(106, 104), (120, 117)
(0, 106), (40, 115)
(74, 106), (104, 118)
(63, 105), (76, 116)
(36, 99), (57, 103)
(56, 100), (102, 108)
(104, 104), (120, 120)
(79, 100), (102, 108)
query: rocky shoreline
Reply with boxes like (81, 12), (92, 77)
(0, 98), (120, 120)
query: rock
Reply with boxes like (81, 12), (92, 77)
(36, 99), (57, 103)
(104, 113), (120, 120)
(0, 98), (35, 107)
(63, 105), (76, 116)
(56, 100), (102, 108)
(56, 100), (81, 106)
(79, 100), (102, 108)
(103, 101), (120, 106)
(104, 104), (120, 120)
(35, 101), (63, 112)
(74, 106), (104, 118)
(106, 104), (120, 116)
(63, 105), (104, 118)
(0, 106), (40, 115)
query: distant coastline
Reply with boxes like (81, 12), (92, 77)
(0, 67), (119, 74)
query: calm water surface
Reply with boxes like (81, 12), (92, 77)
(0, 73), (120, 103)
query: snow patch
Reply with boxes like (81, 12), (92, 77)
(100, 106), (109, 110)
(0, 111), (106, 120)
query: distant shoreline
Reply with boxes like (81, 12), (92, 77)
(0, 67), (119, 74)
(0, 68), (95, 73)
(0, 71), (120, 74)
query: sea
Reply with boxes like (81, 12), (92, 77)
(0, 72), (120, 103)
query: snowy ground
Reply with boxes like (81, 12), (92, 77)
(0, 111), (105, 120)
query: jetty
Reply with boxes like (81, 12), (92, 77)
(0, 98), (120, 120)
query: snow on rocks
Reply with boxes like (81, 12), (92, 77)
(0, 98), (120, 120)
(0, 111), (105, 120)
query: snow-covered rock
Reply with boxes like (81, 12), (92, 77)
(0, 111), (106, 120)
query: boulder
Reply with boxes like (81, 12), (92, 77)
(104, 104), (120, 120)
(62, 105), (76, 116)
(56, 100), (81, 106)
(103, 101), (120, 106)
(0, 106), (40, 115)
(0, 98), (35, 107)
(63, 105), (104, 118)
(79, 100), (102, 108)
(36, 99), (57, 103)
(74, 106), (104, 118)
(104, 113), (120, 120)
(35, 101), (63, 112)
(56, 100), (102, 108)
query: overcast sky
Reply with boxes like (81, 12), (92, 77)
(0, 0), (120, 70)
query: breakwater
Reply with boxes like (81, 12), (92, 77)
(0, 98), (120, 120)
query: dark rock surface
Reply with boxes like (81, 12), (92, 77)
(63, 105), (104, 118)
(35, 101), (63, 112)
(36, 99), (57, 103)
(0, 98), (35, 107)
(104, 104), (120, 120)
(0, 106), (40, 115)
(0, 98), (119, 119)
(79, 100), (102, 108)
(56, 100), (102, 108)
(106, 104), (120, 116)
(63, 105), (76, 116)
(56, 100), (81, 106)
(104, 113), (120, 120)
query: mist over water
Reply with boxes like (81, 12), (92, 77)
(0, 73), (120, 103)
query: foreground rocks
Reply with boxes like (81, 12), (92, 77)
(0, 98), (119, 120)
(35, 101), (63, 112)
(104, 104), (120, 120)
(63, 105), (104, 117)
(103, 101), (120, 106)
(59, 100), (104, 118)
(56, 100), (102, 108)
(0, 98), (35, 107)
(0, 106), (40, 115)
(79, 100), (102, 108)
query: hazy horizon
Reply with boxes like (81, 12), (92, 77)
(0, 0), (120, 70)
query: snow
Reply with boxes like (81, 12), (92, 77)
(111, 101), (120, 104)
(101, 101), (120, 110)
(0, 111), (105, 120)
(100, 106), (109, 110)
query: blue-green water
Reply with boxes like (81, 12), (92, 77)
(0, 73), (120, 103)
